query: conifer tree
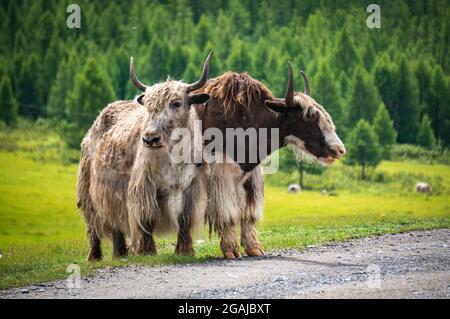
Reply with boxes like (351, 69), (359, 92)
(182, 63), (198, 83)
(417, 115), (436, 148)
(195, 15), (212, 50)
(362, 40), (376, 71)
(313, 61), (344, 129)
(0, 75), (18, 125)
(415, 59), (433, 110)
(338, 72), (350, 99)
(347, 67), (381, 127)
(228, 0), (250, 35)
(106, 47), (129, 100)
(394, 56), (421, 143)
(47, 51), (78, 119)
(16, 53), (43, 118)
(345, 119), (382, 179)
(334, 29), (360, 75)
(64, 58), (116, 147)
(430, 66), (450, 144)
(146, 38), (171, 83)
(226, 40), (252, 73)
(373, 54), (397, 122)
(373, 103), (397, 158)
(253, 40), (270, 81)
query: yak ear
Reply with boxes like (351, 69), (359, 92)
(265, 100), (287, 113)
(188, 93), (210, 105)
(136, 94), (145, 105)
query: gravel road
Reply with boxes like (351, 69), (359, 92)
(2, 229), (449, 299)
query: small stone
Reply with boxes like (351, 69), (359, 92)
(274, 276), (288, 282)
(21, 289), (29, 294)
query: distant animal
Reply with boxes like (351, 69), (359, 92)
(416, 182), (432, 193)
(194, 63), (346, 259)
(77, 53), (212, 261)
(288, 184), (302, 193)
(321, 189), (338, 196)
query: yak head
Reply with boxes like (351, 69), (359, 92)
(130, 52), (211, 149)
(265, 63), (346, 165)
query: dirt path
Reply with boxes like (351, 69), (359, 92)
(2, 229), (450, 299)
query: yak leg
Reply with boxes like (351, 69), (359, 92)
(129, 213), (157, 256)
(112, 229), (127, 258)
(176, 176), (207, 256)
(81, 201), (102, 261)
(241, 168), (264, 257)
(175, 214), (194, 256)
(77, 144), (103, 261)
(241, 218), (264, 257)
(206, 162), (245, 259)
(134, 220), (157, 256)
(220, 224), (241, 259)
(86, 228), (102, 261)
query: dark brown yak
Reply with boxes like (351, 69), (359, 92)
(195, 63), (346, 259)
(77, 53), (212, 261)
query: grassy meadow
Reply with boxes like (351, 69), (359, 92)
(0, 121), (449, 289)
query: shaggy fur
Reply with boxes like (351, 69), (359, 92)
(201, 72), (274, 113)
(77, 80), (208, 260)
(292, 93), (335, 133)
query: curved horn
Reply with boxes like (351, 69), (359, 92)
(130, 57), (147, 92)
(284, 62), (295, 106)
(186, 51), (213, 93)
(300, 70), (310, 96)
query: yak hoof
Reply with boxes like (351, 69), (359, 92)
(86, 253), (102, 262)
(139, 250), (157, 256)
(245, 247), (265, 257)
(135, 246), (157, 256)
(175, 247), (195, 257)
(223, 249), (242, 259)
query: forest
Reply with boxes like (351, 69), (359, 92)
(0, 0), (449, 166)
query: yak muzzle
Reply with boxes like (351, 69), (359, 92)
(142, 133), (164, 148)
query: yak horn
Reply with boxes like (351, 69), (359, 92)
(300, 70), (310, 96)
(186, 51), (213, 93)
(130, 57), (147, 92)
(284, 62), (295, 106)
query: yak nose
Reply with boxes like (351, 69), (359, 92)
(142, 132), (163, 147)
(330, 144), (346, 158)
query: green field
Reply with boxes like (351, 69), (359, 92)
(0, 123), (449, 289)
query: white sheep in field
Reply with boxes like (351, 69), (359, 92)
(416, 182), (432, 193)
(288, 184), (302, 193)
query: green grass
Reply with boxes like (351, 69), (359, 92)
(0, 122), (449, 289)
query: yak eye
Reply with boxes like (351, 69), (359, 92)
(170, 101), (182, 109)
